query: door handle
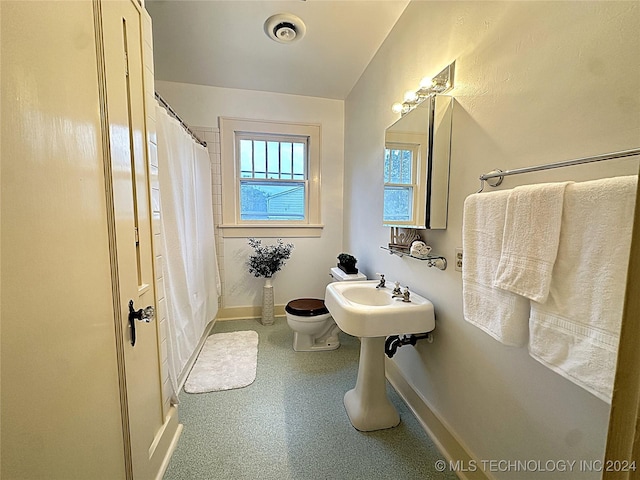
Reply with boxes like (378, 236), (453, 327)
(128, 300), (155, 346)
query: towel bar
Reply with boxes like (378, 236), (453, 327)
(478, 148), (640, 192)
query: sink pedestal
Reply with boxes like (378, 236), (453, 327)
(343, 336), (400, 431)
(325, 280), (435, 431)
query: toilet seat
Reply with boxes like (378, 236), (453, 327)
(285, 298), (329, 317)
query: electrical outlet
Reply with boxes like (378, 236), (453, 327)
(455, 248), (463, 272)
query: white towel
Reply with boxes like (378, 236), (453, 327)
(529, 175), (637, 403)
(494, 182), (572, 302)
(462, 191), (530, 346)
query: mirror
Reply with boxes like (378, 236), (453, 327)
(383, 95), (453, 229)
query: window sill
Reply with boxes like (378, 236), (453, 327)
(219, 224), (324, 238)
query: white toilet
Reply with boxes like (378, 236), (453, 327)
(285, 267), (366, 352)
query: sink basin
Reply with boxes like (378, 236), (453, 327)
(341, 286), (395, 306)
(325, 280), (435, 337)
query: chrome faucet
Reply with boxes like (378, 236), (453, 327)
(392, 286), (411, 302)
(376, 273), (386, 288)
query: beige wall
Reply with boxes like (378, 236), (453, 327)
(345, 1), (639, 478)
(154, 81), (345, 312)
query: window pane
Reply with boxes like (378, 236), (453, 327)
(293, 142), (305, 179)
(267, 141), (280, 179)
(240, 180), (306, 221)
(384, 149), (391, 182)
(240, 139), (253, 178)
(281, 142), (293, 179)
(254, 140), (266, 178)
(281, 151), (292, 179)
(401, 149), (412, 184)
(383, 186), (413, 222)
(389, 149), (402, 183)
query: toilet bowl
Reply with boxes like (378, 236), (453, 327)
(285, 267), (366, 352)
(285, 298), (338, 352)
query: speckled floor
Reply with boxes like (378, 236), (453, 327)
(163, 318), (457, 480)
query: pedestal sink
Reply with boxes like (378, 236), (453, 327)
(325, 280), (435, 431)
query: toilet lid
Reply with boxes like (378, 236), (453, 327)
(285, 298), (329, 316)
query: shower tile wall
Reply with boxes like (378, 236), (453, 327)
(143, 16), (173, 416)
(148, 114), (173, 416)
(149, 134), (172, 416)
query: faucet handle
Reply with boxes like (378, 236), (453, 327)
(402, 286), (411, 302)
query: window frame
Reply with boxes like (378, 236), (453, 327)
(383, 142), (420, 226)
(219, 117), (322, 237)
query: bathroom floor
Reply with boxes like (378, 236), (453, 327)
(163, 318), (457, 480)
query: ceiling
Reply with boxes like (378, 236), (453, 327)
(146, 0), (409, 100)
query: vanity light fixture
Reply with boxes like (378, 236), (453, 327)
(392, 61), (455, 115)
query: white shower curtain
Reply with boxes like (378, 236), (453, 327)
(156, 104), (220, 400)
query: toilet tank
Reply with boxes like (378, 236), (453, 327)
(330, 266), (367, 282)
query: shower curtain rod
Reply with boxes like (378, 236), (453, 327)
(478, 147), (640, 190)
(154, 92), (207, 148)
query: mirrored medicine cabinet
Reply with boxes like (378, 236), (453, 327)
(383, 95), (453, 229)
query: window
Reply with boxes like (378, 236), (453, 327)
(383, 143), (419, 224)
(220, 118), (322, 237)
(238, 135), (307, 221)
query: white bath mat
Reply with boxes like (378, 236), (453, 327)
(184, 330), (258, 393)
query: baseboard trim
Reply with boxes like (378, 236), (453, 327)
(386, 360), (491, 480)
(154, 406), (183, 480)
(216, 304), (286, 321)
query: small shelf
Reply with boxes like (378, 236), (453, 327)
(380, 246), (447, 270)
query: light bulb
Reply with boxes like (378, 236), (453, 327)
(391, 103), (403, 114)
(419, 76), (433, 89)
(403, 90), (417, 103)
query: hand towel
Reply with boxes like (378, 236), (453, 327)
(528, 175), (637, 402)
(462, 191), (530, 346)
(493, 182), (572, 302)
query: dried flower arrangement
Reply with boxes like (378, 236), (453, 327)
(247, 238), (294, 278)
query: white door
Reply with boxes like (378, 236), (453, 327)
(99, 1), (165, 478)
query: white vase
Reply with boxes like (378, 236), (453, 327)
(261, 277), (275, 326)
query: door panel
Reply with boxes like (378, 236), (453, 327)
(0, 1), (126, 477)
(100, 1), (164, 477)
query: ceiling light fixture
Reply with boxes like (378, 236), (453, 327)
(264, 13), (306, 44)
